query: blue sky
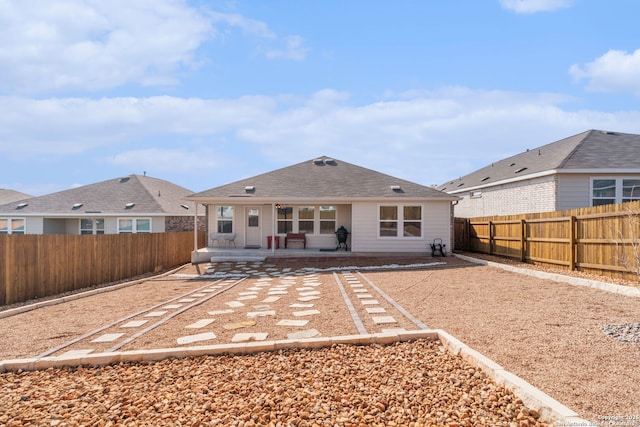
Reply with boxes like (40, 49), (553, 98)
(2, 0), (640, 196)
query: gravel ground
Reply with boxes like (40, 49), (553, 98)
(1, 253), (640, 424)
(0, 340), (550, 427)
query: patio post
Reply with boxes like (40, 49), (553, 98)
(272, 203), (276, 254)
(193, 203), (198, 251)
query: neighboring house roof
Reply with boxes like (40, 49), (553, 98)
(0, 174), (197, 216)
(437, 130), (640, 193)
(0, 189), (32, 205)
(187, 156), (457, 202)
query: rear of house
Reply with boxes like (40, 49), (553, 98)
(186, 156), (458, 262)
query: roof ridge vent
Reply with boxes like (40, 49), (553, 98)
(391, 185), (404, 193)
(324, 158), (336, 165)
(313, 158), (324, 165)
(125, 202), (135, 209)
(119, 177), (130, 183)
(72, 203), (83, 210)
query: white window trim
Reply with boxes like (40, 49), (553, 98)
(591, 177), (640, 205)
(117, 217), (152, 233)
(378, 204), (424, 239)
(0, 217), (26, 234)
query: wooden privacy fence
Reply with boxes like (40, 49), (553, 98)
(454, 201), (640, 282)
(0, 231), (206, 306)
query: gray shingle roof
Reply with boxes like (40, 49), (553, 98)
(187, 156), (456, 201)
(437, 130), (640, 193)
(0, 175), (196, 215)
(0, 189), (32, 205)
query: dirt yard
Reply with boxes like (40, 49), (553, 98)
(1, 253), (639, 423)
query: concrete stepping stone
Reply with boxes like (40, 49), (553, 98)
(366, 307), (387, 313)
(262, 296), (281, 303)
(350, 284), (364, 288)
(186, 319), (215, 329)
(92, 333), (124, 343)
(361, 299), (379, 305)
(382, 327), (406, 333)
(237, 295), (258, 300)
(246, 287), (263, 291)
(192, 293), (207, 297)
(287, 329), (321, 339)
(353, 288), (368, 293)
(177, 332), (217, 345)
(163, 304), (183, 309)
(293, 309), (321, 317)
(208, 309), (234, 315)
(372, 316), (397, 324)
(356, 294), (374, 299)
(299, 291), (321, 297)
(145, 311), (167, 317)
(231, 332), (268, 342)
(178, 298), (196, 303)
(223, 320), (256, 330)
(277, 319), (309, 327)
(202, 288), (220, 293)
(247, 310), (276, 318)
(296, 287), (315, 291)
(290, 303), (314, 308)
(298, 296), (320, 302)
(268, 291), (288, 296)
(226, 301), (246, 308)
(239, 291), (258, 295)
(121, 320), (148, 328)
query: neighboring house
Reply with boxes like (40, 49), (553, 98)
(437, 130), (640, 218)
(185, 156), (458, 262)
(0, 174), (203, 235)
(0, 189), (32, 205)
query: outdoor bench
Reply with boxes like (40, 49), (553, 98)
(285, 233), (306, 249)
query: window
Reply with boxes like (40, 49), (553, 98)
(379, 205), (423, 238)
(403, 206), (422, 237)
(80, 218), (104, 235)
(592, 178), (640, 206)
(277, 206), (293, 233)
(319, 206), (336, 234)
(298, 206), (314, 234)
(118, 218), (151, 233)
(217, 206), (234, 233)
(0, 218), (25, 234)
(379, 206), (398, 237)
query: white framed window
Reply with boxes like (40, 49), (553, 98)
(277, 206), (293, 233)
(0, 218), (25, 234)
(216, 206), (234, 233)
(80, 218), (105, 235)
(592, 178), (640, 206)
(298, 206), (315, 234)
(118, 218), (151, 233)
(319, 206), (336, 234)
(379, 205), (423, 238)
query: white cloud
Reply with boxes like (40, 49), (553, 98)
(570, 49), (640, 96)
(264, 35), (310, 61)
(499, 0), (572, 14)
(0, 0), (214, 94)
(2, 88), (640, 187)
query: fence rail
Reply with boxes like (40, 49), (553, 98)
(0, 231), (206, 306)
(454, 201), (640, 282)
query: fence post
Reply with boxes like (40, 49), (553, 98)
(569, 215), (576, 271)
(488, 220), (493, 255)
(520, 219), (526, 262)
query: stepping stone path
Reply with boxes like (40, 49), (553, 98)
(340, 272), (399, 331)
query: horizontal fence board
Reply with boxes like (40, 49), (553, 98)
(0, 231), (206, 306)
(454, 200), (640, 282)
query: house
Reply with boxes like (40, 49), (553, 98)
(185, 156), (458, 262)
(0, 174), (203, 235)
(0, 189), (32, 205)
(437, 130), (640, 217)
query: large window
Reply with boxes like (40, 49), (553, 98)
(379, 205), (422, 238)
(0, 218), (25, 234)
(319, 206), (336, 234)
(118, 218), (151, 233)
(80, 218), (105, 235)
(298, 206), (315, 234)
(277, 206), (293, 233)
(592, 178), (640, 206)
(217, 206), (234, 233)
